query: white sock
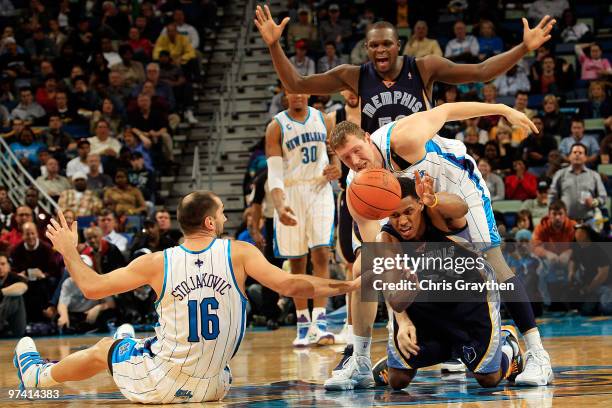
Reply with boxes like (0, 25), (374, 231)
(347, 324), (354, 345)
(353, 335), (371, 358)
(296, 309), (310, 322)
(523, 329), (544, 351)
(38, 364), (59, 387)
(312, 307), (326, 322)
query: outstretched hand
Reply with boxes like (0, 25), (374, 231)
(254, 4), (290, 46)
(46, 209), (79, 256)
(414, 170), (436, 207)
(503, 107), (539, 134)
(522, 15), (556, 51)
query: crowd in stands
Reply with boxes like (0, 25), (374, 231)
(0, 0), (222, 337)
(255, 0), (612, 323)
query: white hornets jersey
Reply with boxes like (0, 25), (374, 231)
(150, 239), (247, 379)
(274, 107), (329, 183)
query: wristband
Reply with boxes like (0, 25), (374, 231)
(426, 193), (438, 208)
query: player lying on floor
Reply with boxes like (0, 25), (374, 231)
(13, 192), (360, 404)
(370, 175), (523, 389)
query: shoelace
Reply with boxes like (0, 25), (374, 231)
(523, 350), (546, 372)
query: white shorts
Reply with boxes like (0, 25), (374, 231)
(109, 336), (231, 404)
(273, 183), (335, 258)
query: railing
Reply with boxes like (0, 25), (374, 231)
(191, 0), (255, 190)
(0, 136), (59, 214)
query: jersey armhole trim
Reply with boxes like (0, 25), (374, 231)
(153, 249), (168, 307)
(386, 122), (397, 172)
(273, 117), (284, 145)
(227, 240), (249, 303)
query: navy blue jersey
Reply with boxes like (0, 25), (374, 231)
(359, 56), (431, 134)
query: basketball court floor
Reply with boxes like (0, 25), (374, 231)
(0, 314), (610, 407)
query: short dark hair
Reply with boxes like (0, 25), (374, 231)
(571, 116), (584, 125)
(367, 21), (399, 41)
(398, 177), (418, 199)
(570, 142), (587, 155)
(549, 200), (566, 212)
(324, 40), (336, 49)
(516, 90), (529, 98)
(118, 44), (133, 55)
(99, 209), (115, 219)
(177, 191), (219, 235)
(19, 86), (33, 94)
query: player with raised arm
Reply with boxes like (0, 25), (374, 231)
(256, 5), (556, 386)
(13, 192), (359, 404)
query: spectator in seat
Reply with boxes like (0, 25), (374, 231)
(318, 4), (352, 53)
(103, 169), (147, 216)
(155, 208), (181, 245)
(88, 119), (121, 159)
(506, 229), (544, 317)
(510, 210), (534, 237)
(10, 222), (61, 323)
(35, 75), (57, 112)
(129, 93), (174, 163)
(560, 9), (591, 43)
(153, 23), (196, 80)
(160, 9), (199, 50)
(569, 225), (611, 316)
(10, 87), (45, 125)
(96, 210), (128, 253)
(513, 90), (536, 119)
(317, 41), (345, 73)
(0, 197), (14, 235)
(34, 157), (71, 200)
(530, 55), (573, 94)
(46, 114), (76, 165)
(0, 254), (28, 337)
(86, 153), (113, 198)
(545, 149), (563, 179)
(519, 115), (557, 176)
(0, 37), (32, 81)
(460, 126), (485, 159)
(106, 71), (130, 113)
(157, 51), (197, 124)
(127, 27), (153, 61)
(82, 225), (125, 275)
(559, 118), (599, 165)
(0, 206), (32, 251)
(133, 63), (175, 112)
(8, 127), (46, 174)
(444, 20), (479, 64)
(505, 159), (538, 200)
(47, 19), (67, 54)
(600, 133), (612, 164)
(100, 36), (121, 67)
(287, 8), (318, 52)
(24, 27), (56, 65)
(541, 94), (568, 138)
(550, 143), (607, 222)
(489, 125), (517, 174)
(527, 0), (569, 20)
(478, 157), (504, 201)
(290, 40), (315, 76)
(67, 140), (95, 178)
(123, 129), (153, 171)
(575, 42), (612, 81)
(477, 20), (503, 60)
(479, 83), (501, 130)
(581, 81), (612, 120)
(71, 75), (100, 113)
(24, 187), (51, 230)
(58, 172), (103, 217)
(90, 98), (124, 137)
(456, 117), (488, 144)
(2, 118), (25, 144)
(493, 65), (531, 97)
(137, 3), (164, 40)
(128, 151), (156, 209)
(522, 179), (551, 226)
(51, 90), (80, 125)
(129, 218), (175, 257)
(56, 254), (116, 334)
(110, 44), (145, 90)
(403, 20), (442, 58)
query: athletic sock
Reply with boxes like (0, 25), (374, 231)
(353, 335), (371, 359)
(312, 307), (327, 331)
(501, 276), (537, 334)
(523, 329), (544, 351)
(38, 364), (59, 387)
(347, 324), (354, 346)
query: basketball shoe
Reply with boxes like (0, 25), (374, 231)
(292, 315), (311, 347)
(113, 323), (136, 340)
(372, 356), (389, 386)
(440, 358), (467, 373)
(332, 344), (353, 374)
(515, 348), (553, 386)
(324, 355), (375, 390)
(502, 325), (525, 382)
(309, 310), (335, 346)
(14, 337), (53, 389)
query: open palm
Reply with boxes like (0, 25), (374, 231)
(254, 5), (290, 46)
(522, 15), (556, 51)
(46, 209), (79, 256)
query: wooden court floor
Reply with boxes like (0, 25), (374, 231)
(0, 315), (610, 407)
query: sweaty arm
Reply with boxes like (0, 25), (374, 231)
(62, 249), (163, 300)
(235, 240), (359, 298)
(426, 192), (469, 231)
(391, 102), (536, 163)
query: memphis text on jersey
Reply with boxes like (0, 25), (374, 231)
(362, 91), (423, 118)
(171, 272), (232, 301)
(284, 131), (327, 151)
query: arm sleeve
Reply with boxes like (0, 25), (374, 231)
(252, 169), (268, 205)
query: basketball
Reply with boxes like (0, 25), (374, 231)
(348, 168), (402, 220)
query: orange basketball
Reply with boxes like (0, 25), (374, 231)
(348, 168), (402, 220)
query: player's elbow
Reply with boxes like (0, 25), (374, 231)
(82, 286), (105, 300)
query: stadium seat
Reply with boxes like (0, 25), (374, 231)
(576, 18), (594, 30)
(599, 38), (612, 52)
(492, 200), (523, 213)
(597, 164), (612, 176)
(585, 118), (605, 132)
(555, 43), (575, 55)
(527, 94), (544, 109)
(497, 95), (515, 106)
(77, 216), (96, 230)
(575, 4), (600, 18)
(124, 215), (144, 234)
(121, 232), (134, 246)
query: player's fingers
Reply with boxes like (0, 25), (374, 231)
(536, 15), (550, 29)
(50, 218), (61, 230)
(543, 20), (556, 35)
(414, 170), (421, 185)
(254, 19), (261, 31)
(522, 18), (529, 31)
(264, 4), (272, 21)
(280, 17), (290, 29)
(255, 5), (265, 21)
(57, 208), (68, 229)
(527, 118), (538, 133)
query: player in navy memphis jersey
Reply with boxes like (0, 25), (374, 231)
(256, 5), (556, 388)
(13, 193), (359, 404)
